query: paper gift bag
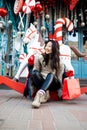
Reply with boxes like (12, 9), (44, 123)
(62, 78), (81, 100)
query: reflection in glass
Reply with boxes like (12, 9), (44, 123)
(83, 33), (87, 60)
(68, 31), (78, 60)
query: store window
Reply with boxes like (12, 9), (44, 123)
(68, 31), (79, 60)
(83, 31), (87, 60)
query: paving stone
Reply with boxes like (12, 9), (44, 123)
(0, 90), (87, 130)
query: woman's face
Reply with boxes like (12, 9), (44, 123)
(45, 41), (52, 54)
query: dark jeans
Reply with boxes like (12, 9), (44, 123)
(30, 70), (62, 92)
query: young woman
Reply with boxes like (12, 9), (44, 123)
(30, 40), (64, 108)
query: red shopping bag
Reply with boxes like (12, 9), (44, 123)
(62, 78), (81, 100)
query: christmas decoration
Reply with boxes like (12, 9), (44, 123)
(45, 14), (50, 20)
(35, 1), (43, 13)
(41, 26), (46, 31)
(0, 8), (7, 17)
(63, 0), (79, 11)
(49, 17), (74, 79)
(22, 0), (35, 14)
(19, 53), (27, 63)
(53, 17), (74, 44)
(14, 0), (24, 15)
(33, 21), (38, 26)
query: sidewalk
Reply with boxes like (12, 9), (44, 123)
(0, 90), (87, 130)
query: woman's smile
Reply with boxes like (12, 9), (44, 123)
(45, 41), (52, 54)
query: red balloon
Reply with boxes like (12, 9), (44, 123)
(35, 2), (43, 12)
(0, 8), (7, 17)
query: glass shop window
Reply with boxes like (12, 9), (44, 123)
(68, 30), (79, 60)
(83, 31), (87, 60)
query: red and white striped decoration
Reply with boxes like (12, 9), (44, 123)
(53, 17), (74, 44)
(19, 53), (27, 63)
(22, 0), (35, 14)
(14, 0), (24, 15)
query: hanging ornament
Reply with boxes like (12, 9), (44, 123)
(80, 8), (85, 27)
(41, 26), (46, 31)
(63, 0), (79, 11)
(0, 21), (6, 29)
(46, 0), (56, 7)
(0, 8), (7, 17)
(33, 21), (38, 26)
(73, 9), (78, 28)
(35, 1), (43, 13)
(45, 14), (50, 20)
(14, 0), (24, 15)
(22, 0), (35, 14)
(81, 22), (85, 27)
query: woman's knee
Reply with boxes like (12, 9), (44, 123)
(31, 70), (44, 83)
(31, 70), (39, 78)
(30, 70), (44, 88)
(46, 73), (54, 81)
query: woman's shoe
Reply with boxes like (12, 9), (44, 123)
(32, 90), (50, 108)
(58, 89), (63, 101)
(32, 91), (42, 108)
(40, 90), (50, 103)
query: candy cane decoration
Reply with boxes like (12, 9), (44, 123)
(18, 12), (25, 30)
(22, 0), (35, 14)
(53, 17), (74, 45)
(14, 0), (24, 15)
(53, 17), (74, 77)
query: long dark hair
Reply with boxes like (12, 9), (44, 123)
(40, 40), (60, 78)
